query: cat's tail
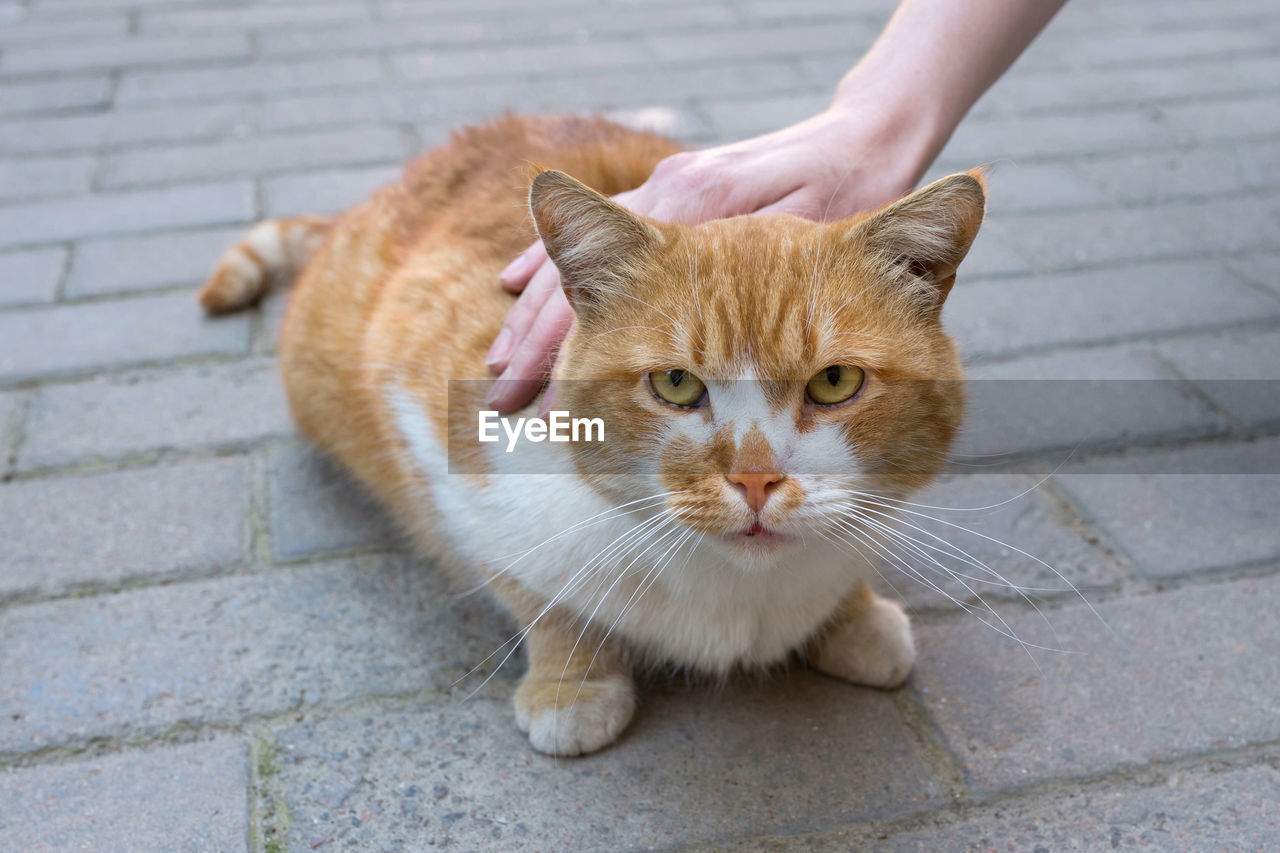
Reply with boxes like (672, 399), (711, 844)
(197, 215), (333, 313)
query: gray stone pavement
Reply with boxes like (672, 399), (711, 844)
(1, 0), (1279, 849)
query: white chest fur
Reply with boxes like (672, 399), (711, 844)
(388, 386), (866, 673)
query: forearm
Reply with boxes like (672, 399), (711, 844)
(832, 0), (1068, 179)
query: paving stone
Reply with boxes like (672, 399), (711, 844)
(263, 163), (401, 216)
(0, 154), (95, 201)
(871, 475), (1116, 613)
(702, 92), (833, 140)
(976, 55), (1280, 117)
(995, 194), (1280, 270)
(536, 60), (812, 113)
(0, 740), (250, 852)
(117, 57), (385, 105)
(956, 346), (1225, 460)
(952, 224), (1034, 280)
(0, 290), (249, 382)
(969, 162), (1109, 212)
(142, 0), (368, 32)
(0, 101), (255, 155)
(391, 40), (651, 82)
(1154, 328), (1280, 427)
(646, 21), (878, 64)
(268, 443), (399, 561)
(98, 126), (407, 189)
(0, 246), (65, 306)
(0, 75), (111, 117)
(1019, 24), (1280, 72)
(1228, 250), (1280, 298)
(0, 458), (248, 600)
(264, 675), (941, 852)
(721, 762), (1280, 851)
(939, 108), (1185, 168)
(1079, 139), (1280, 204)
(504, 2), (739, 40)
(0, 32), (249, 74)
(258, 18), (505, 57)
(944, 260), (1280, 359)
(913, 573), (1280, 796)
(1164, 93), (1280, 145)
(1055, 439), (1280, 578)
(65, 225), (246, 297)
(0, 180), (253, 249)
(20, 360), (293, 469)
(260, 80), (541, 132)
(0, 14), (128, 45)
(604, 105), (713, 147)
(0, 555), (498, 753)
(1056, 0), (1279, 32)
(741, 0), (895, 23)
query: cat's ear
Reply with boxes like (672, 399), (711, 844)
(529, 169), (662, 316)
(850, 171), (986, 310)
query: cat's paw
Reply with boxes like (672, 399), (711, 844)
(513, 673), (635, 756)
(811, 594), (916, 689)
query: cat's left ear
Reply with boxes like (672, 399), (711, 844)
(850, 171), (986, 310)
(529, 169), (663, 317)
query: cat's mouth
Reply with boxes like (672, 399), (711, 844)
(724, 522), (792, 551)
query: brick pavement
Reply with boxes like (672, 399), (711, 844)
(1, 0), (1278, 849)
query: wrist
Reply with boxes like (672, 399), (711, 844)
(830, 63), (959, 188)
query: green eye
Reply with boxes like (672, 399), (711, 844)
(807, 365), (865, 405)
(649, 369), (706, 407)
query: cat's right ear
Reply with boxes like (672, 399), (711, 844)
(849, 171), (987, 311)
(528, 170), (662, 316)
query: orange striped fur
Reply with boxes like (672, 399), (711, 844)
(201, 115), (985, 755)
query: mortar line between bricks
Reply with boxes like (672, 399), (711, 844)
(0, 681), (506, 773)
(0, 542), (404, 617)
(0, 349), (262, 393)
(963, 314), (1280, 365)
(677, 739), (1280, 852)
(905, 558), (1280, 630)
(890, 687), (972, 805)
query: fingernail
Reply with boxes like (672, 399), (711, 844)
(484, 371), (509, 407)
(486, 327), (513, 369)
(498, 249), (536, 285)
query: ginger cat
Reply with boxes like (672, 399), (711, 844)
(200, 115), (983, 756)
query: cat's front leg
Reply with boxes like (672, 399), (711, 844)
(808, 581), (916, 689)
(511, 607), (635, 756)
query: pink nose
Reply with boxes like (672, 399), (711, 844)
(727, 472), (783, 513)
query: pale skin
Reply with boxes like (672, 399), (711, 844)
(485, 0), (1069, 412)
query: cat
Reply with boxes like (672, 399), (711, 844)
(199, 114), (984, 756)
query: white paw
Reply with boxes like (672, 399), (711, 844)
(812, 596), (916, 689)
(513, 675), (635, 756)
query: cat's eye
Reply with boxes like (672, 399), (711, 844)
(806, 365), (865, 405)
(649, 369), (707, 407)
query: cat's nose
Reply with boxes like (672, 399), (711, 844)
(727, 472), (784, 514)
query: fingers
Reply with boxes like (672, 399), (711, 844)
(487, 258), (561, 372)
(498, 241), (549, 293)
(752, 187), (823, 219)
(485, 287), (575, 414)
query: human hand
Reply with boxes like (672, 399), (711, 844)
(485, 104), (939, 413)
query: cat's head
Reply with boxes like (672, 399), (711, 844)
(530, 169), (983, 567)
